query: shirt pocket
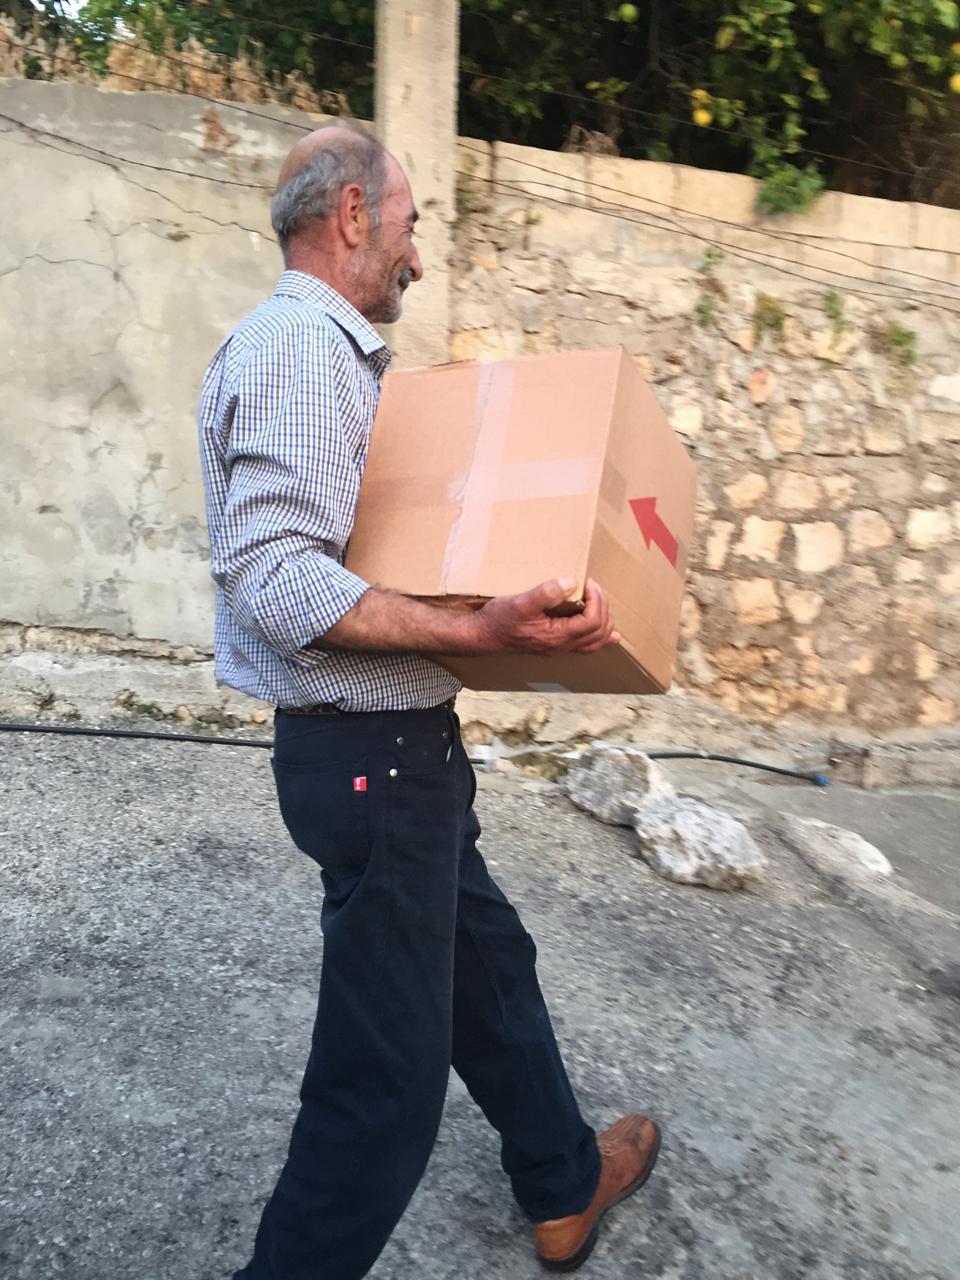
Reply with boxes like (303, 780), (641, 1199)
(271, 757), (371, 879)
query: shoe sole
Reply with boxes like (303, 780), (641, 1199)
(537, 1123), (662, 1274)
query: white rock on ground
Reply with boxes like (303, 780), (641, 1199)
(632, 797), (767, 890)
(774, 814), (893, 880)
(564, 747), (674, 826)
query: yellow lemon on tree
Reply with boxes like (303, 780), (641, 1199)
(693, 107), (714, 127)
(951, 72), (960, 94)
(691, 88), (710, 103)
(951, 41), (960, 54)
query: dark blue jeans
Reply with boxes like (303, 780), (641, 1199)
(234, 702), (600, 1280)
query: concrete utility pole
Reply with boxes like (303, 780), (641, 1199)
(375, 0), (461, 368)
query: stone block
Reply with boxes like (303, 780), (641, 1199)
(756, 190), (844, 240)
(783, 586), (824, 625)
(906, 508), (954, 551)
(939, 565), (960, 595)
(768, 404), (805, 453)
(810, 325), (860, 363)
(586, 155), (677, 215)
(504, 255), (555, 293)
(928, 373), (960, 404)
(822, 475), (855, 509)
(456, 691), (550, 745)
(913, 202), (960, 254)
(915, 643), (940, 682)
(732, 578), (781, 625)
(863, 409), (906, 455)
(918, 413), (960, 446)
(494, 141), (590, 204)
(725, 473), (768, 510)
(670, 396), (704, 438)
(748, 368), (776, 405)
(918, 694), (957, 727)
(773, 471), (822, 512)
(705, 521), (735, 571)
(896, 558), (927, 584)
(876, 245), (957, 287)
(734, 516), (786, 564)
(449, 328), (522, 362)
(833, 191), (914, 247)
(848, 509), (894, 554)
(793, 522), (844, 574)
(673, 163), (758, 225)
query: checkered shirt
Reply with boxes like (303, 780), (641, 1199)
(198, 270), (461, 712)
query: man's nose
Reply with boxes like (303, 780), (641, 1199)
(408, 246), (424, 283)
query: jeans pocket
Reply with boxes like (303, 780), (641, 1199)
(271, 758), (371, 878)
(395, 726), (454, 776)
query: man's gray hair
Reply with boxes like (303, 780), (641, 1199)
(271, 126), (387, 252)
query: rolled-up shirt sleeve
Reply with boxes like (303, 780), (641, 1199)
(212, 324), (370, 658)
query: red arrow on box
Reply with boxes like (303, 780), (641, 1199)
(629, 497), (679, 569)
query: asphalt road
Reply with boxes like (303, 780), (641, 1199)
(2, 726), (959, 1280)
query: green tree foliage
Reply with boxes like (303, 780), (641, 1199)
(26, 0), (960, 210)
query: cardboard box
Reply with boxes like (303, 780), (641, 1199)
(346, 348), (697, 694)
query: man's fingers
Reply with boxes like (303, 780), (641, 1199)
(513, 576), (577, 618)
(571, 630), (620, 654)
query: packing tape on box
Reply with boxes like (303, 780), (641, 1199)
(442, 363), (603, 588)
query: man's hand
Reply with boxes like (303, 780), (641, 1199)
(472, 578), (619, 655)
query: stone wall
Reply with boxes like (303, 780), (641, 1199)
(452, 142), (960, 732)
(2, 79), (959, 733)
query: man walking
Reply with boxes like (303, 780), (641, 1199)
(198, 123), (659, 1279)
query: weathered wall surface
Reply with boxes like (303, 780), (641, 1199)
(453, 142), (960, 732)
(2, 79), (959, 733)
(0, 79), (299, 651)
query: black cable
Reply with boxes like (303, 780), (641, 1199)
(462, 170), (960, 316)
(457, 140), (960, 299)
(6, 32), (959, 307)
(1, 106), (953, 315)
(0, 107), (275, 188)
(0, 719), (272, 749)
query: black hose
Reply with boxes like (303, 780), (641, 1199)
(0, 720), (830, 785)
(0, 719), (273, 749)
(647, 751), (829, 786)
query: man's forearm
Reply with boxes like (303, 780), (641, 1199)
(317, 587), (493, 655)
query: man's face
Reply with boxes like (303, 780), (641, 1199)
(354, 158), (423, 325)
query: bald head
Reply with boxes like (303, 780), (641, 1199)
(271, 123), (388, 253)
(270, 121), (423, 324)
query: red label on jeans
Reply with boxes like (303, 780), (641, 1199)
(353, 777), (367, 793)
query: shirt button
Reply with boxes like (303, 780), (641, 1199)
(396, 736), (404, 746)
(388, 768), (398, 778)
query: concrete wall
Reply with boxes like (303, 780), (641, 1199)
(2, 79), (959, 732)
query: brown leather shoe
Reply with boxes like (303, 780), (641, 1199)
(533, 1114), (661, 1273)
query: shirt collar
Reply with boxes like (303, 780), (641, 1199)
(273, 270), (391, 365)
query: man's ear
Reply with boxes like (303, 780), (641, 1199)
(338, 182), (368, 248)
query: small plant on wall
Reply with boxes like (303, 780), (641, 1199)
(870, 322), (918, 367)
(823, 290), (850, 338)
(753, 293), (786, 340)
